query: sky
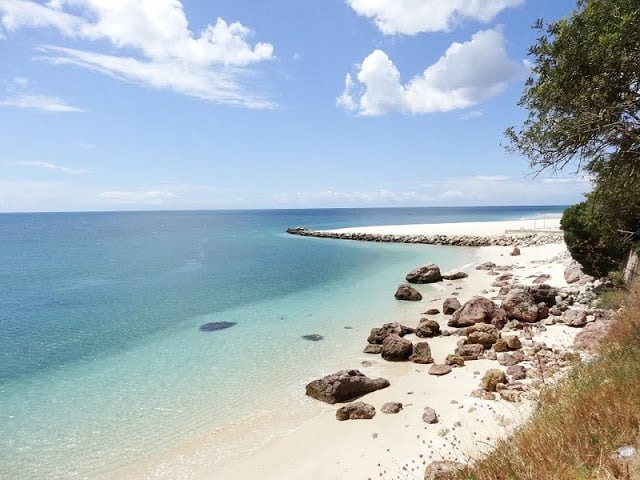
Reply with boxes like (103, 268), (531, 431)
(0, 0), (590, 212)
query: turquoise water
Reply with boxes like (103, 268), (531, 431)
(0, 207), (564, 479)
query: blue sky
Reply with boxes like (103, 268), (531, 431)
(0, 0), (589, 212)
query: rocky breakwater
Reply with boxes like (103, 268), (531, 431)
(286, 226), (563, 247)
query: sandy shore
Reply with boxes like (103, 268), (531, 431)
(326, 217), (562, 236)
(202, 220), (580, 480)
(119, 219), (581, 480)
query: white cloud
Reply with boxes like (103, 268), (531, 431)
(97, 190), (178, 205)
(346, 0), (524, 35)
(0, 0), (275, 107)
(14, 160), (89, 174)
(339, 28), (525, 115)
(267, 174), (589, 208)
(460, 110), (483, 120)
(1, 93), (83, 112)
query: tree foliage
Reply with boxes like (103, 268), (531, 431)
(506, 0), (640, 174)
(507, 0), (640, 275)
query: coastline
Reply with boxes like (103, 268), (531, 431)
(120, 217), (600, 480)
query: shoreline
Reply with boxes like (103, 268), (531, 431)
(120, 218), (600, 480)
(287, 218), (563, 247)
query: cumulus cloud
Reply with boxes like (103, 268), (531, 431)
(14, 160), (89, 174)
(346, 0), (524, 35)
(338, 28), (525, 115)
(0, 0), (275, 107)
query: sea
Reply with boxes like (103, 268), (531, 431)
(0, 206), (565, 479)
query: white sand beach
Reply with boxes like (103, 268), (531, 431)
(119, 218), (586, 480)
(326, 217), (562, 237)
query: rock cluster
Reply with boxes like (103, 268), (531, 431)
(286, 227), (563, 247)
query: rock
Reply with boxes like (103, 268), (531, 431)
(416, 318), (441, 338)
(499, 389), (522, 402)
(564, 262), (583, 284)
(481, 369), (507, 392)
(363, 344), (382, 354)
(305, 370), (390, 404)
(532, 274), (551, 284)
(445, 354), (465, 367)
(199, 321), (237, 332)
(448, 296), (499, 327)
(302, 334), (324, 341)
(442, 271), (468, 280)
(422, 407), (439, 424)
(502, 289), (539, 323)
(465, 323), (499, 348)
(503, 335), (522, 350)
(564, 309), (588, 327)
(395, 284), (423, 301)
(410, 341), (434, 364)
(381, 334), (413, 361)
(336, 401), (376, 421)
(428, 364), (452, 376)
(475, 262), (496, 270)
(381, 402), (403, 414)
(456, 343), (484, 360)
(493, 338), (508, 352)
(443, 297), (462, 315)
(423, 308), (440, 315)
(574, 320), (611, 351)
(424, 460), (465, 480)
(367, 322), (415, 344)
(491, 307), (509, 330)
(498, 351), (524, 367)
(485, 350), (498, 360)
(470, 389), (496, 401)
(510, 246), (521, 256)
(537, 302), (550, 320)
(506, 365), (527, 380)
(406, 264), (443, 284)
(527, 284), (559, 306)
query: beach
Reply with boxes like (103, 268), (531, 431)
(143, 216), (594, 480)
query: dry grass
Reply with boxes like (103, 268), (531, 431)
(453, 285), (640, 480)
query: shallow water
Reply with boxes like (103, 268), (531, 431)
(0, 206), (564, 478)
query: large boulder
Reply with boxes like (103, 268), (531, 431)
(305, 370), (390, 404)
(367, 322), (415, 344)
(564, 262), (583, 284)
(381, 334), (413, 361)
(410, 341), (434, 364)
(406, 264), (443, 284)
(481, 369), (507, 392)
(465, 323), (499, 348)
(415, 318), (441, 338)
(395, 284), (423, 301)
(336, 402), (376, 421)
(448, 296), (499, 327)
(502, 289), (539, 323)
(564, 309), (588, 327)
(456, 343), (484, 360)
(443, 297), (462, 315)
(526, 284), (559, 306)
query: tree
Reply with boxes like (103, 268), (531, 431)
(506, 0), (640, 174)
(506, 0), (640, 275)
